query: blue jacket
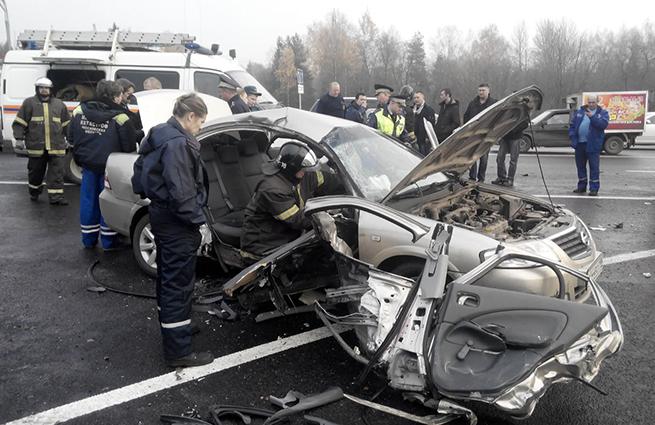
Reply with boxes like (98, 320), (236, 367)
(568, 106), (609, 153)
(344, 101), (366, 124)
(69, 100), (137, 173)
(132, 117), (207, 226)
(315, 93), (345, 118)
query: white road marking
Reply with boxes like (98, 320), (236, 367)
(490, 153), (655, 159)
(603, 249), (655, 265)
(533, 194), (655, 201)
(3, 326), (346, 425)
(624, 170), (655, 173)
(0, 181), (76, 186)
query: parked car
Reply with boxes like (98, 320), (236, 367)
(222, 195), (623, 421)
(635, 112), (655, 144)
(520, 108), (628, 155)
(101, 86), (603, 304)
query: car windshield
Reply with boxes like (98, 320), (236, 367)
(226, 70), (277, 105)
(323, 125), (448, 202)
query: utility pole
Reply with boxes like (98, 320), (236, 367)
(0, 0), (11, 58)
(296, 68), (304, 109)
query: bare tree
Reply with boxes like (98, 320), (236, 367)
(511, 22), (530, 72)
(274, 46), (296, 106)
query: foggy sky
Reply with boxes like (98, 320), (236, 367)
(5, 0), (650, 66)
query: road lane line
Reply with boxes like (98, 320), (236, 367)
(603, 249), (655, 265)
(625, 170), (655, 173)
(532, 194), (655, 201)
(0, 181), (76, 186)
(3, 326), (346, 425)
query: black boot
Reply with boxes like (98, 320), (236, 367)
(166, 351), (213, 368)
(491, 178), (505, 185)
(50, 198), (69, 206)
(572, 188), (586, 193)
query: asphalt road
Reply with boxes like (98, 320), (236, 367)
(1, 145), (654, 425)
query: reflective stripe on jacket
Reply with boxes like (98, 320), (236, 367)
(12, 96), (71, 156)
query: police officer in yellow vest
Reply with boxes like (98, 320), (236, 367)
(368, 94), (411, 144)
(12, 78), (71, 205)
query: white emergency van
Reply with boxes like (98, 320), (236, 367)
(1, 29), (278, 182)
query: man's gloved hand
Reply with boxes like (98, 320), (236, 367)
(14, 139), (26, 150)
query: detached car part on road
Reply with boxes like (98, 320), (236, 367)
(101, 86), (603, 303)
(223, 196), (623, 421)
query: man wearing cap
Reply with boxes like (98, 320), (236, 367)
(373, 84), (393, 112)
(217, 79), (249, 114)
(244, 85), (262, 111)
(368, 94), (411, 144)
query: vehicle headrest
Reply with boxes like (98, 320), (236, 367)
(216, 145), (239, 164)
(238, 139), (259, 156)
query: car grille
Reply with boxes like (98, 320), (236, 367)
(551, 226), (592, 259)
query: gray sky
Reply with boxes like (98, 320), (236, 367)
(5, 0), (651, 65)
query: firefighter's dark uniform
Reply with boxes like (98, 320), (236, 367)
(132, 117), (207, 361)
(241, 170), (329, 258)
(69, 100), (137, 248)
(12, 94), (71, 202)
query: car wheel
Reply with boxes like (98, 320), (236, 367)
(388, 260), (426, 281)
(132, 214), (157, 277)
(518, 136), (532, 153)
(64, 152), (83, 184)
(603, 136), (623, 155)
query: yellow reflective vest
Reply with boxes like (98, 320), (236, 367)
(374, 108), (405, 139)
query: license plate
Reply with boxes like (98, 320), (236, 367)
(586, 253), (604, 281)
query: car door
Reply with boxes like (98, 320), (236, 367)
(534, 111), (570, 147)
(430, 280), (607, 400)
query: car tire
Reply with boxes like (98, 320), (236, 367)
(388, 260), (425, 281)
(518, 136), (532, 153)
(132, 214), (158, 278)
(64, 151), (83, 184)
(603, 136), (623, 155)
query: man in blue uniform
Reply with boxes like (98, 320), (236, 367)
(217, 79), (249, 114)
(69, 80), (137, 249)
(568, 95), (609, 196)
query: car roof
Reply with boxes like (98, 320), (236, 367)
(204, 107), (362, 142)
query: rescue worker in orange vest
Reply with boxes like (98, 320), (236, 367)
(12, 77), (71, 205)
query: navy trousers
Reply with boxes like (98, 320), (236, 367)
(150, 207), (201, 360)
(574, 144), (600, 192)
(80, 169), (117, 248)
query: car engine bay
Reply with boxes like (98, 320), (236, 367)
(416, 188), (559, 240)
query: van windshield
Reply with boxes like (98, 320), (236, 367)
(226, 70), (277, 105)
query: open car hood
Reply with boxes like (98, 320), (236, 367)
(134, 89), (232, 137)
(383, 86), (543, 202)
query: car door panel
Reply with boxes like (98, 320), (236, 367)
(431, 282), (607, 397)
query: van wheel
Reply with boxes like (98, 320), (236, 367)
(603, 136), (623, 155)
(64, 152), (83, 184)
(132, 215), (157, 277)
(519, 136), (532, 153)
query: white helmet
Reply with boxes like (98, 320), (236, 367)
(35, 77), (53, 88)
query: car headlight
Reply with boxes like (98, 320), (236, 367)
(479, 240), (560, 269)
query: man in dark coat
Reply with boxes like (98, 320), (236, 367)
(217, 79), (249, 114)
(435, 88), (461, 143)
(314, 82), (345, 118)
(344, 92), (367, 124)
(412, 91), (437, 155)
(463, 83), (497, 182)
(69, 79), (137, 249)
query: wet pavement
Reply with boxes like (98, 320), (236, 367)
(1, 145), (654, 425)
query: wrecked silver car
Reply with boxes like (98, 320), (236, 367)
(223, 196), (623, 422)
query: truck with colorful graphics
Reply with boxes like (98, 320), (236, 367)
(520, 91), (648, 155)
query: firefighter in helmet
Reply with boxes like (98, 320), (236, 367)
(240, 141), (340, 260)
(12, 77), (71, 205)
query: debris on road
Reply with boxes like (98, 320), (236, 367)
(643, 273), (652, 278)
(590, 226), (607, 231)
(613, 222), (624, 229)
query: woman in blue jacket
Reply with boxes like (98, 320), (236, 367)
(568, 96), (609, 196)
